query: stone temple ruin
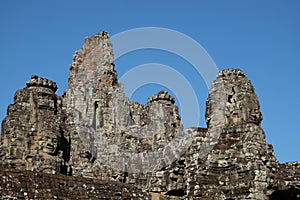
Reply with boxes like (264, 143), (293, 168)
(0, 31), (300, 199)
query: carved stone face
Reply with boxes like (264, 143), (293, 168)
(206, 69), (263, 128)
(40, 133), (59, 155)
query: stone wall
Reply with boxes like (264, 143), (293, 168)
(0, 164), (149, 199)
(1, 31), (300, 199)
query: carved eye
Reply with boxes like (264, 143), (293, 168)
(52, 138), (58, 143)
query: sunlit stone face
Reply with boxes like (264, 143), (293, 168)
(206, 69), (263, 128)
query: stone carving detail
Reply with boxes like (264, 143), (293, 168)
(148, 90), (175, 104)
(26, 75), (58, 92)
(206, 68), (263, 129)
(0, 75), (71, 175)
(1, 31), (299, 199)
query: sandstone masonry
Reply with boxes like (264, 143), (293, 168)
(0, 31), (299, 199)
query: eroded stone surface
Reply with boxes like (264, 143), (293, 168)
(0, 164), (149, 199)
(1, 31), (300, 199)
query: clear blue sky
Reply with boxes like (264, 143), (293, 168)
(0, 0), (299, 163)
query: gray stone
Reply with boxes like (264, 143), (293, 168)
(1, 31), (299, 199)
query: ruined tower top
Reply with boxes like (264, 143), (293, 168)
(147, 90), (175, 104)
(26, 75), (58, 92)
(68, 31), (115, 90)
(206, 68), (263, 128)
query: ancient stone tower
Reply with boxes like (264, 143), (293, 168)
(0, 31), (299, 199)
(0, 75), (71, 174)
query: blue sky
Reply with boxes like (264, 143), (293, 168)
(0, 0), (299, 163)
